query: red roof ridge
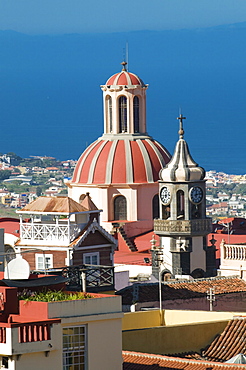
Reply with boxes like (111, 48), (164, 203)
(122, 350), (246, 367)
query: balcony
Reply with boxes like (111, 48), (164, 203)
(223, 244), (246, 261)
(154, 218), (212, 236)
(20, 223), (83, 246)
(0, 319), (61, 355)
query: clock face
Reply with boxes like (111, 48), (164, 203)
(160, 187), (171, 205)
(189, 186), (203, 204)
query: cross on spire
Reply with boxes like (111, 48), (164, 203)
(177, 113), (186, 139)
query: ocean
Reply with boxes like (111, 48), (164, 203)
(0, 28), (245, 174)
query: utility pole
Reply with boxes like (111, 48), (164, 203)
(207, 287), (215, 311)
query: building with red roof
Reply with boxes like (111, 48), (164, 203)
(68, 62), (170, 247)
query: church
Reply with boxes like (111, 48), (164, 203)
(68, 61), (170, 240)
(68, 61), (216, 278)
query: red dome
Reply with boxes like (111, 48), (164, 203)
(72, 138), (170, 185)
(106, 70), (145, 87)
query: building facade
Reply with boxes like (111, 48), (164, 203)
(68, 62), (171, 241)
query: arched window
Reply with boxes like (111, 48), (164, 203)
(119, 96), (127, 133)
(133, 96), (139, 133)
(177, 190), (185, 219)
(106, 96), (113, 133)
(152, 194), (159, 219)
(114, 195), (127, 220)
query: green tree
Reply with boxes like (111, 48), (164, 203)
(0, 170), (11, 181)
(36, 186), (42, 197)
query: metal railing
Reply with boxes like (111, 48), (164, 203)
(62, 264), (115, 292)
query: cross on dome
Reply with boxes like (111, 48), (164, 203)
(177, 113), (186, 139)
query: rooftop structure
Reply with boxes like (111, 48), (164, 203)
(68, 62), (171, 244)
(0, 286), (122, 369)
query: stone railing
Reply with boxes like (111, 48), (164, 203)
(154, 218), (212, 235)
(0, 327), (6, 343)
(223, 244), (246, 261)
(18, 322), (51, 343)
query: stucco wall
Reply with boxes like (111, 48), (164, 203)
(122, 309), (244, 330)
(122, 320), (229, 355)
(87, 318), (122, 370)
(15, 350), (62, 370)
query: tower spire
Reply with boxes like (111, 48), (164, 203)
(177, 113), (186, 139)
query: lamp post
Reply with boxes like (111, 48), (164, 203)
(150, 235), (164, 325)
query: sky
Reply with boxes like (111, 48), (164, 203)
(0, 0), (246, 34)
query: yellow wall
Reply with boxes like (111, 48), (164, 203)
(163, 309), (245, 326)
(122, 310), (246, 355)
(122, 320), (228, 354)
(122, 309), (245, 330)
(123, 310), (162, 330)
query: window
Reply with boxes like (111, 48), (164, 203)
(63, 325), (86, 370)
(152, 194), (159, 219)
(107, 96), (113, 133)
(35, 253), (53, 270)
(133, 96), (139, 132)
(83, 252), (99, 266)
(119, 96), (127, 133)
(1, 357), (8, 368)
(177, 190), (185, 219)
(114, 195), (127, 220)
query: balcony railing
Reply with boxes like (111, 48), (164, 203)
(20, 223), (82, 245)
(62, 265), (115, 292)
(154, 218), (212, 235)
(0, 319), (60, 345)
(0, 327), (6, 343)
(223, 244), (246, 261)
(18, 322), (51, 343)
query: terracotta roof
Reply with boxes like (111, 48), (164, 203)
(123, 351), (246, 369)
(18, 196), (88, 214)
(105, 69), (145, 87)
(165, 277), (246, 295)
(71, 138), (170, 185)
(114, 251), (151, 266)
(202, 318), (246, 362)
(117, 277), (246, 305)
(208, 202), (228, 209)
(218, 218), (236, 224)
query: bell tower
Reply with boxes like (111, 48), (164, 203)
(154, 115), (214, 278)
(101, 61), (148, 136)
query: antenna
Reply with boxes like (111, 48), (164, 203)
(126, 41), (129, 70)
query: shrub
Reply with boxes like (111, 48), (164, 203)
(18, 289), (93, 302)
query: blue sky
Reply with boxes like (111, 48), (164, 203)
(1, 0), (246, 34)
